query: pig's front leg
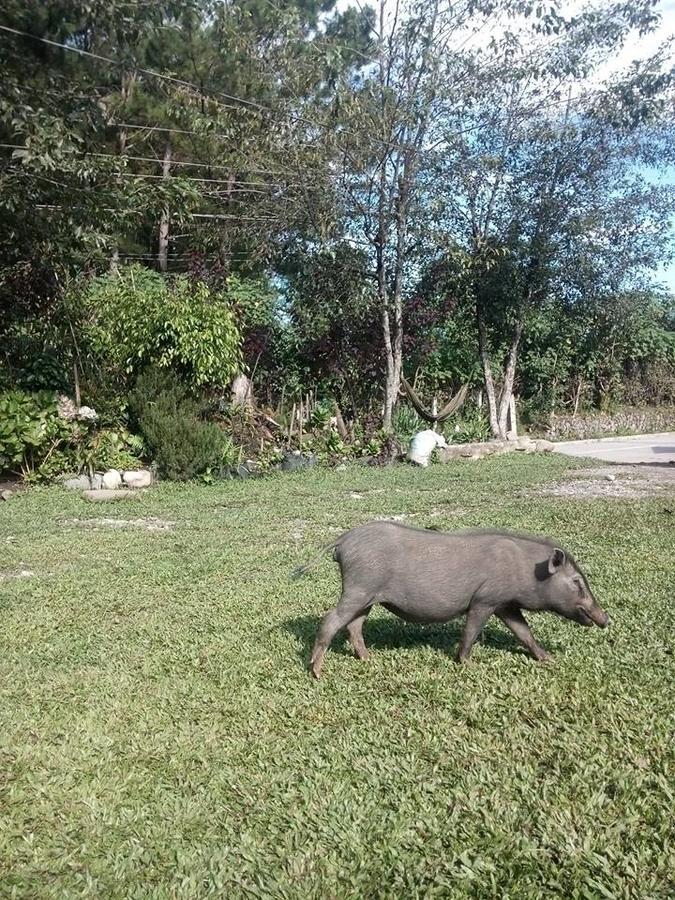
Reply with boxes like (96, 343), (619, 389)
(496, 604), (552, 663)
(457, 604), (494, 663)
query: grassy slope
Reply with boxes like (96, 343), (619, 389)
(0, 454), (673, 899)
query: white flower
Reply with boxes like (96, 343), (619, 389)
(77, 406), (98, 422)
(57, 395), (78, 421)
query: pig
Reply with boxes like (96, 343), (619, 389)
(293, 521), (609, 678)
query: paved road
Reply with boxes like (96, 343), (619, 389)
(554, 432), (675, 465)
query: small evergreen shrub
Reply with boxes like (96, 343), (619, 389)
(129, 370), (232, 481)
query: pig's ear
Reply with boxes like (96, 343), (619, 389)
(548, 547), (566, 575)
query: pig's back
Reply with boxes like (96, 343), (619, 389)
(335, 522), (548, 601)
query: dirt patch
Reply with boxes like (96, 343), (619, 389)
(539, 465), (675, 500)
(70, 517), (175, 531)
(0, 569), (36, 582)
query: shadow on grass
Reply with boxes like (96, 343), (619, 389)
(283, 612), (550, 665)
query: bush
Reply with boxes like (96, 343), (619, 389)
(0, 390), (67, 475)
(445, 406), (491, 444)
(70, 265), (243, 390)
(129, 370), (233, 481)
(0, 390), (142, 480)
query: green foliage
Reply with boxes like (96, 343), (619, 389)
(73, 266), (242, 389)
(129, 369), (233, 481)
(282, 245), (381, 415)
(519, 290), (675, 416)
(445, 406), (492, 444)
(78, 428), (145, 475)
(0, 390), (66, 474)
(1, 0), (674, 434)
(392, 404), (426, 445)
(0, 389), (147, 480)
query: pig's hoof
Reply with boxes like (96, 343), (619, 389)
(456, 654), (471, 665)
(309, 662), (322, 679)
(535, 651), (554, 664)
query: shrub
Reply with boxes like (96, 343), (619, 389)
(0, 390), (60, 474)
(392, 405), (425, 445)
(78, 428), (145, 474)
(129, 370), (233, 481)
(444, 407), (491, 444)
(71, 265), (243, 390)
(0, 390), (139, 480)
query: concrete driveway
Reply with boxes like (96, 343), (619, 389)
(554, 432), (675, 465)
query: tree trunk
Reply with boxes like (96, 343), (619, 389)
(477, 304), (500, 437)
(158, 140), (172, 273)
(496, 319), (523, 437)
(382, 305), (399, 431)
(111, 72), (133, 270)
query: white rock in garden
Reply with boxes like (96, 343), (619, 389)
(63, 475), (92, 491)
(407, 430), (448, 467)
(77, 405), (98, 422)
(102, 469), (123, 490)
(122, 469), (153, 488)
(90, 474), (104, 490)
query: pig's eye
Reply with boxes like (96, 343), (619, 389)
(573, 577), (584, 595)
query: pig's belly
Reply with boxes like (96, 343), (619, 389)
(380, 593), (468, 625)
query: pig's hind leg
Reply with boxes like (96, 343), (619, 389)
(347, 613), (370, 661)
(310, 592), (372, 679)
(496, 605), (552, 662)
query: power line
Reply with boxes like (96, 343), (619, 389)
(0, 17), (621, 182)
(7, 162), (306, 189)
(0, 143), (319, 186)
(0, 19), (570, 160)
(0, 24), (267, 113)
(31, 202), (286, 222)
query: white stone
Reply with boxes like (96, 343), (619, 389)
(102, 469), (123, 490)
(90, 474), (104, 490)
(63, 475), (92, 491)
(122, 469), (153, 488)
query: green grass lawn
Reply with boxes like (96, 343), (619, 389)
(1, 455), (673, 898)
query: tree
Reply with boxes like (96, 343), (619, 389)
(429, 1), (675, 437)
(332, 0), (509, 429)
(282, 243), (381, 418)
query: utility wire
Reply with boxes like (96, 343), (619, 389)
(0, 20), (603, 163)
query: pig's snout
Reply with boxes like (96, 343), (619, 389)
(576, 604), (609, 628)
(591, 607), (610, 628)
